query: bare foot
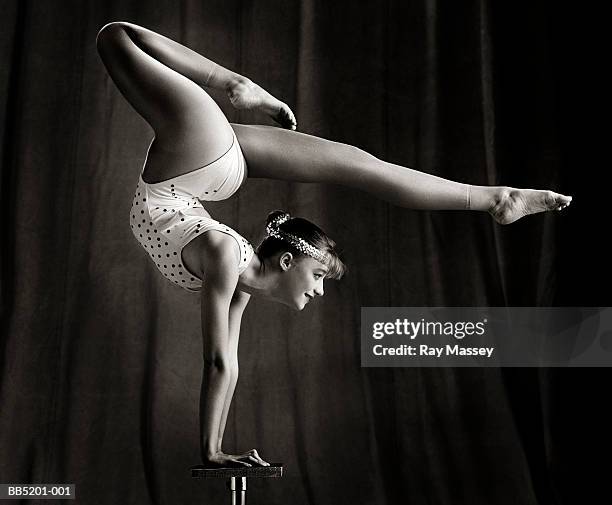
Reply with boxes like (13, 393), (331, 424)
(489, 187), (572, 225)
(227, 77), (297, 130)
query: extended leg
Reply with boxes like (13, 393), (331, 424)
(233, 125), (572, 224)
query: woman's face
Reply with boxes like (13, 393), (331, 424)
(277, 254), (328, 311)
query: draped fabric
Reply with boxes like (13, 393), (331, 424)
(1, 1), (608, 504)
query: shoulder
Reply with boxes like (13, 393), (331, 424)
(197, 229), (241, 276)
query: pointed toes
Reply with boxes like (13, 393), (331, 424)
(545, 191), (572, 211)
(276, 104), (297, 130)
(556, 194), (573, 210)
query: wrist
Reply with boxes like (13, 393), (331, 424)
(205, 448), (219, 459)
(203, 439), (219, 459)
(202, 63), (247, 92)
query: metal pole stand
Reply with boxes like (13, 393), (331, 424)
(190, 463), (283, 505)
(228, 476), (246, 505)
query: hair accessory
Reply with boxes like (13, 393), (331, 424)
(266, 213), (328, 264)
(266, 212), (291, 233)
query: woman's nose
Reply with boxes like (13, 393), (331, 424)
(314, 283), (324, 296)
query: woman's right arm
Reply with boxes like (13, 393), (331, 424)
(199, 233), (269, 467)
(199, 239), (243, 465)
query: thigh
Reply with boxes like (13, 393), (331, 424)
(232, 124), (374, 185)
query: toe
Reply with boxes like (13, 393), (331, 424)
(543, 191), (558, 208)
(557, 194), (572, 205)
(277, 104), (297, 130)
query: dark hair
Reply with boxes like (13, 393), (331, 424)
(256, 210), (346, 280)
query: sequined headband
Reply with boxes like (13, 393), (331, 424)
(266, 213), (328, 264)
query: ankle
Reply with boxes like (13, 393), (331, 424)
(469, 185), (508, 212)
(226, 74), (252, 94)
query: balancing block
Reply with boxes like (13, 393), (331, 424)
(190, 464), (283, 505)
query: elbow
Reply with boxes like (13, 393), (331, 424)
(204, 354), (228, 372)
(203, 355), (238, 378)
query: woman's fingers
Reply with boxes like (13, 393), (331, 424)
(226, 449), (270, 467)
(248, 449), (269, 466)
(205, 452), (252, 467)
(234, 449), (269, 466)
(246, 455), (270, 466)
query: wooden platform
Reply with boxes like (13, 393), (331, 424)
(190, 464), (283, 479)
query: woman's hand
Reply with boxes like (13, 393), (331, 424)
(204, 449), (270, 468)
(227, 77), (297, 130)
(226, 448), (270, 467)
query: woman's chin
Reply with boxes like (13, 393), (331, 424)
(276, 298), (304, 311)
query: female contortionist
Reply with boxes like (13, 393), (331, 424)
(96, 22), (572, 468)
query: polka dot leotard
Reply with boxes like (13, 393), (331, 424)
(129, 131), (254, 292)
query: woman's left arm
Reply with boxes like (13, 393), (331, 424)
(215, 291), (249, 448)
(216, 291), (270, 467)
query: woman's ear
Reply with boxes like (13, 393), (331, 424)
(279, 252), (294, 271)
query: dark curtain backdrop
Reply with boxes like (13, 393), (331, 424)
(1, 1), (609, 504)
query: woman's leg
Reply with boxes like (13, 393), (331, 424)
(233, 124), (572, 225)
(96, 22), (234, 174)
(96, 22), (296, 182)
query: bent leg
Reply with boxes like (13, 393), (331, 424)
(97, 22), (233, 177)
(233, 124), (572, 224)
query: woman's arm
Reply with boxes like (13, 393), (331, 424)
(215, 291), (249, 451)
(198, 234), (267, 467)
(199, 239), (241, 464)
(213, 291), (269, 467)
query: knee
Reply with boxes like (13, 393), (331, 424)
(96, 22), (121, 46)
(336, 142), (374, 162)
(96, 22), (131, 54)
(332, 143), (377, 174)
